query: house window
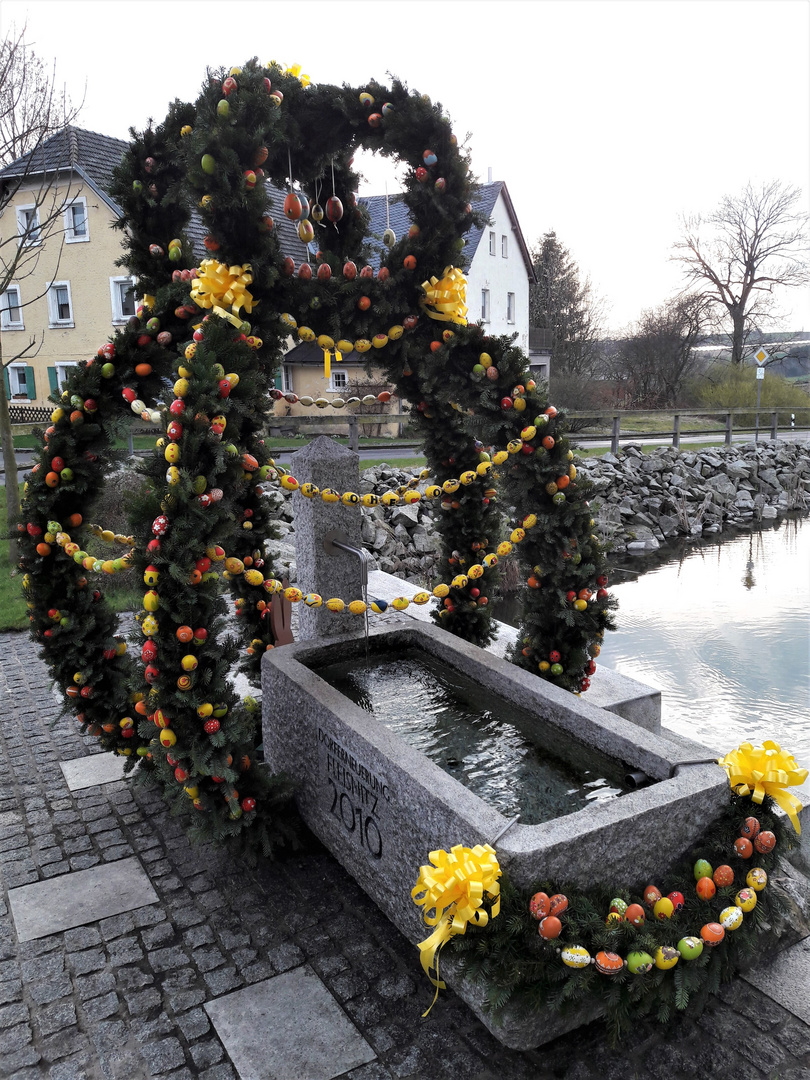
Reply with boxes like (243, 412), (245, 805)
(507, 292), (515, 324)
(481, 289), (490, 322)
(65, 199), (89, 242)
(16, 205), (40, 246)
(330, 369), (349, 392)
(55, 362), (78, 390)
(488, 231), (496, 256)
(0, 286), (23, 329)
(110, 277), (137, 323)
(8, 363), (29, 397)
(47, 281), (74, 327)
(502, 234), (508, 258)
(281, 365), (294, 393)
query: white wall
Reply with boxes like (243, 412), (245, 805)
(464, 191), (530, 354)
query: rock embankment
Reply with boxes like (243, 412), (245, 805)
(581, 441), (810, 553)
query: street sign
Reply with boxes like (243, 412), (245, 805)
(754, 347), (769, 365)
(756, 367), (765, 380)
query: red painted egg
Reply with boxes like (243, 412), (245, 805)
(753, 830), (776, 854)
(741, 817), (761, 839)
(667, 891), (685, 913)
(734, 837), (754, 859)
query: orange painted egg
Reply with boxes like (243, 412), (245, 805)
(734, 837), (754, 859)
(548, 894), (568, 918)
(643, 885), (662, 908)
(529, 892), (550, 920)
(696, 877), (716, 901)
(740, 816), (761, 839)
(753, 830), (776, 854)
(625, 903), (645, 927)
(700, 922), (725, 947)
(594, 950), (624, 975)
(538, 916), (561, 940)
(713, 864), (735, 888)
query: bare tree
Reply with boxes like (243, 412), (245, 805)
(608, 294), (708, 407)
(0, 25), (81, 532)
(673, 181), (810, 366)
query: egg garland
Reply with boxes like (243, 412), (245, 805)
(445, 786), (800, 1046)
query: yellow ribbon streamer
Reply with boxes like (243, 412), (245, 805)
(191, 259), (255, 316)
(322, 348), (342, 381)
(411, 843), (501, 1014)
(419, 266), (468, 326)
(718, 741), (807, 834)
(284, 63), (311, 87)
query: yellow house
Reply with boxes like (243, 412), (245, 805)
(0, 127), (133, 417)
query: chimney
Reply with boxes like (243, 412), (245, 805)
(487, 167), (493, 183)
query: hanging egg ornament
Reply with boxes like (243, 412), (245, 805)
(735, 887), (757, 913)
(720, 905), (744, 931)
(654, 946), (680, 971)
(677, 936), (704, 960)
(700, 922), (725, 947)
(359, 92), (375, 108)
(626, 952), (654, 975)
(383, 227), (396, 247)
(753, 830), (776, 854)
(326, 196), (343, 223)
(298, 220), (315, 244)
(747, 867), (768, 891)
(311, 203), (324, 222)
(284, 192), (302, 220)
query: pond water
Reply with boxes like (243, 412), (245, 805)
(310, 649), (634, 825)
(498, 517), (810, 791)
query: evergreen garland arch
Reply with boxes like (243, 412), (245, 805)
(19, 60), (615, 854)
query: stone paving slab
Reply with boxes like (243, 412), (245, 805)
(59, 753), (128, 791)
(8, 856), (158, 940)
(743, 936), (810, 1024)
(205, 964), (376, 1080)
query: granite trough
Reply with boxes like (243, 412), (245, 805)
(261, 621), (727, 1048)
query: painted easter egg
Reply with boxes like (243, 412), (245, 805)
(529, 892), (550, 920)
(625, 904), (645, 927)
(667, 891), (685, 913)
(677, 936), (704, 960)
(594, 951), (624, 975)
(720, 905), (744, 931)
(753, 830), (776, 854)
(326, 598), (345, 613)
(643, 885), (662, 908)
(734, 837), (754, 859)
(713, 865), (735, 888)
(548, 894), (568, 918)
(654, 946), (680, 971)
(653, 897), (674, 921)
(609, 898), (628, 916)
(696, 877), (716, 901)
(538, 916), (561, 940)
(304, 594), (322, 608)
(747, 868), (768, 892)
(741, 816), (761, 839)
(561, 946), (591, 969)
(626, 951), (653, 975)
(735, 888), (757, 913)
(700, 922), (725, 947)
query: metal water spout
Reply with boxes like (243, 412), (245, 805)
(324, 530), (372, 660)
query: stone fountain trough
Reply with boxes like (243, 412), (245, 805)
(262, 620), (727, 1049)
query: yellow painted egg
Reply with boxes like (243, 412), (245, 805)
(143, 567), (159, 585)
(521, 425), (537, 442)
(349, 600), (367, 615)
(298, 326), (315, 342)
(141, 615), (158, 637)
(467, 564), (484, 579)
(561, 946), (591, 969)
(173, 378), (189, 397)
(280, 313), (297, 329)
(143, 590), (159, 612)
(321, 489), (340, 503)
(264, 579), (283, 594)
(314, 398), (330, 409)
(451, 575), (468, 590)
(492, 451), (509, 465)
(280, 475), (299, 491)
(412, 591), (430, 605)
(381, 491), (399, 506)
(747, 868), (768, 892)
(403, 490), (421, 504)
(159, 728), (176, 747)
(460, 471), (477, 486)
(304, 593), (322, 607)
(326, 598), (345, 612)
(342, 491), (360, 505)
(392, 597), (410, 610)
(476, 461), (493, 477)
(507, 439), (523, 455)
(300, 482), (319, 498)
(362, 493), (380, 507)
(497, 542), (513, 557)
(433, 584), (450, 598)
(720, 905), (744, 930)
(425, 485), (442, 499)
(355, 338), (372, 353)
(317, 334), (335, 350)
(735, 888), (757, 913)
(225, 558), (244, 575)
(166, 466), (180, 485)
(184, 343), (196, 360)
(388, 325), (404, 340)
(181, 654), (198, 672)
(654, 946), (680, 970)
(284, 587), (303, 603)
(653, 897), (675, 921)
(522, 514), (538, 529)
(442, 479), (460, 494)
(372, 334), (388, 349)
(483, 553), (499, 567)
(244, 570), (264, 586)
(164, 444), (180, 464)
(337, 339), (354, 354)
(510, 528), (526, 544)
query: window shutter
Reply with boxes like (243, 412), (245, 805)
(274, 370), (283, 389)
(3, 366), (9, 398)
(48, 367), (59, 394)
(25, 366), (36, 400)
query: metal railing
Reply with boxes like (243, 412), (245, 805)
(567, 407), (810, 454)
(267, 413), (411, 451)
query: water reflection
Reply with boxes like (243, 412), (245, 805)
(493, 518), (810, 790)
(603, 518), (809, 789)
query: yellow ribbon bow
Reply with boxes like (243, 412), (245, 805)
(284, 63), (311, 87)
(411, 843), (501, 1014)
(419, 267), (468, 326)
(191, 259), (255, 316)
(718, 741), (807, 834)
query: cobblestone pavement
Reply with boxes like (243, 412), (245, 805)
(1, 632), (808, 1080)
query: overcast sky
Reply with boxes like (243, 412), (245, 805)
(5, 0), (809, 333)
